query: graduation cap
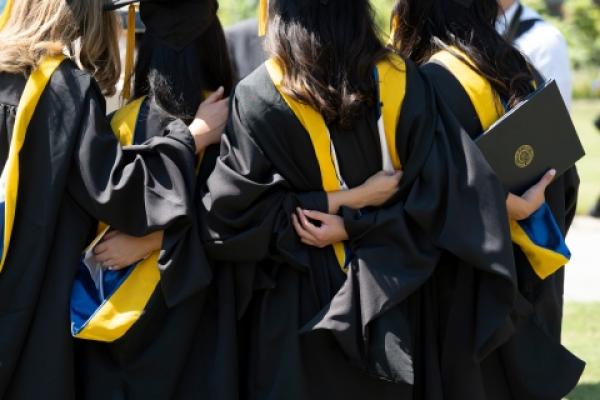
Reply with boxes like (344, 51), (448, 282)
(104, 0), (218, 101)
(104, 0), (219, 50)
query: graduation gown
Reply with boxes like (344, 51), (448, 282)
(225, 19), (267, 82)
(0, 59), (197, 399)
(73, 97), (225, 400)
(201, 57), (524, 400)
(422, 51), (584, 399)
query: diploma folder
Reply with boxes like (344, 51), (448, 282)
(475, 80), (585, 194)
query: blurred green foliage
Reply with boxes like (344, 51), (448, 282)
(524, 0), (600, 70)
(219, 0), (258, 26)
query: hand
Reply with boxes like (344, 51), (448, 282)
(291, 208), (349, 248)
(357, 170), (403, 208)
(506, 169), (556, 221)
(188, 87), (229, 153)
(93, 231), (163, 270)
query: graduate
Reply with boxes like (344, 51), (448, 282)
(0, 0), (224, 398)
(72, 0), (236, 399)
(391, 0), (584, 398)
(201, 0), (531, 398)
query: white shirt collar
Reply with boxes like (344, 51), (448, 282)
(496, 1), (521, 35)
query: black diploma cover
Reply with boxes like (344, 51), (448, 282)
(476, 80), (585, 194)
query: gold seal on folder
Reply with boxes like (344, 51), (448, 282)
(515, 145), (535, 168)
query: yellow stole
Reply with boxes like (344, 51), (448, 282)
(75, 92), (210, 341)
(0, 55), (65, 273)
(265, 54), (406, 270)
(74, 97), (161, 342)
(430, 49), (568, 279)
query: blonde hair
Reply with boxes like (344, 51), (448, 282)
(0, 0), (121, 95)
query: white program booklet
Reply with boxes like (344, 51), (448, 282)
(82, 226), (111, 301)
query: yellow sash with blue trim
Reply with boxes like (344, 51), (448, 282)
(430, 49), (570, 279)
(71, 94), (209, 342)
(71, 96), (163, 342)
(0, 55), (65, 273)
(265, 55), (405, 271)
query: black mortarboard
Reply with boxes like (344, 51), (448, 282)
(103, 0), (219, 101)
(141, 0), (219, 51)
(104, 0), (219, 51)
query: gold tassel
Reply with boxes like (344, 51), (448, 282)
(0, 0), (14, 31)
(121, 4), (136, 103)
(258, 0), (268, 37)
(389, 14), (399, 44)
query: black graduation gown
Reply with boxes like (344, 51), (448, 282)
(422, 62), (584, 400)
(74, 98), (222, 400)
(0, 61), (197, 399)
(225, 19), (267, 82)
(201, 60), (523, 400)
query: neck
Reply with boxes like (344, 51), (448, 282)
(499, 0), (517, 13)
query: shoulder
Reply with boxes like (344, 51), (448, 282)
(225, 19), (258, 41)
(51, 60), (95, 95)
(43, 59), (108, 121)
(517, 9), (568, 54)
(47, 59), (107, 111)
(232, 64), (291, 129)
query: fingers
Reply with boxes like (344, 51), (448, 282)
(103, 230), (119, 240)
(301, 209), (330, 223)
(93, 241), (108, 255)
(94, 251), (112, 264)
(108, 261), (130, 270)
(94, 253), (130, 270)
(291, 214), (318, 245)
(298, 208), (330, 238)
(296, 208), (322, 237)
(104, 264), (129, 271)
(202, 86), (225, 104)
(535, 169), (557, 190)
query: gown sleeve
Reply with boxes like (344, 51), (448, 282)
(67, 79), (203, 307)
(201, 91), (328, 268)
(304, 63), (519, 383)
(563, 166), (580, 233)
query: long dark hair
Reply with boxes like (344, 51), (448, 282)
(266, 0), (390, 128)
(132, 18), (233, 122)
(391, 0), (534, 107)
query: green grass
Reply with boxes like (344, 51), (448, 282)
(572, 100), (600, 214)
(563, 303), (600, 399)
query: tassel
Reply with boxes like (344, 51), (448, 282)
(389, 14), (399, 44)
(258, 0), (268, 37)
(121, 4), (136, 103)
(0, 0), (14, 31)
